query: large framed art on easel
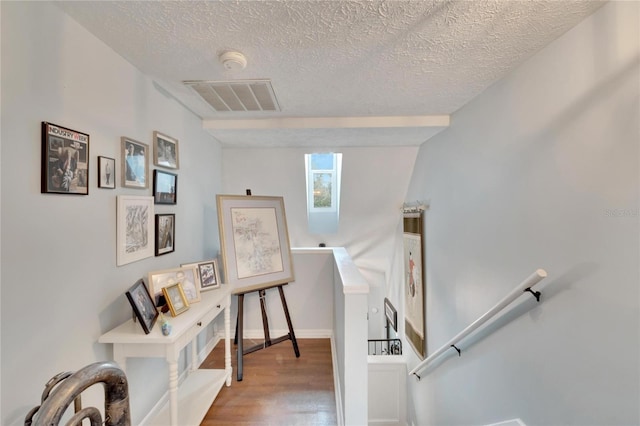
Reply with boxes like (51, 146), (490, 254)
(404, 210), (426, 359)
(216, 194), (294, 292)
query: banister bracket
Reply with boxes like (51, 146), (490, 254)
(524, 287), (541, 302)
(451, 344), (461, 356)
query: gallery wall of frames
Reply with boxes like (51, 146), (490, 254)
(42, 120), (222, 332)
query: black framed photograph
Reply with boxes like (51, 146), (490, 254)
(153, 169), (177, 204)
(153, 131), (179, 169)
(155, 213), (175, 256)
(182, 259), (222, 291)
(121, 136), (149, 189)
(41, 121), (89, 195)
(125, 279), (159, 334)
(98, 156), (116, 189)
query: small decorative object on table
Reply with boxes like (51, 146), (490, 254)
(159, 312), (172, 336)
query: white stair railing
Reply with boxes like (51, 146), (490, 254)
(409, 269), (548, 379)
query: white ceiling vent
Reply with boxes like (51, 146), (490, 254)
(184, 79), (280, 112)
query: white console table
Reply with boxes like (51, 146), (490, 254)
(99, 286), (232, 426)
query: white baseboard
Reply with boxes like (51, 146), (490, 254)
(485, 419), (527, 426)
(239, 328), (333, 339)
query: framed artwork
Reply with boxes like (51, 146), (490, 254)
(116, 195), (154, 266)
(182, 259), (221, 291)
(216, 194), (294, 291)
(162, 283), (189, 317)
(148, 266), (200, 305)
(153, 170), (177, 204)
(41, 122), (89, 195)
(121, 137), (149, 189)
(155, 213), (175, 256)
(125, 279), (159, 334)
(98, 156), (116, 189)
(403, 211), (426, 359)
(153, 131), (179, 170)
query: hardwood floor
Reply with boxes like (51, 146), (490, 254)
(200, 338), (337, 426)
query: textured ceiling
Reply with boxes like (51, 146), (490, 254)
(55, 0), (604, 147)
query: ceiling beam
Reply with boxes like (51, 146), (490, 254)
(202, 115), (450, 130)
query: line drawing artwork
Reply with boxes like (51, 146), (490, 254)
(231, 207), (284, 279)
(126, 204), (149, 254)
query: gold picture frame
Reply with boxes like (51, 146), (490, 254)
(162, 283), (189, 317)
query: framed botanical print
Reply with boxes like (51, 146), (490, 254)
(41, 122), (89, 195)
(116, 195), (154, 266)
(216, 194), (294, 292)
(404, 211), (426, 359)
(121, 137), (149, 189)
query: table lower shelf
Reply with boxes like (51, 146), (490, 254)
(150, 369), (229, 426)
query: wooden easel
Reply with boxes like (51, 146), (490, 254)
(231, 188), (299, 381)
(233, 282), (300, 381)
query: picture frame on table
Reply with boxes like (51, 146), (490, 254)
(162, 283), (189, 317)
(41, 121), (89, 195)
(155, 213), (175, 256)
(216, 194), (294, 291)
(153, 131), (179, 170)
(116, 195), (154, 266)
(153, 170), (177, 205)
(98, 156), (116, 189)
(181, 259), (221, 292)
(121, 136), (149, 189)
(125, 279), (158, 334)
(147, 266), (200, 305)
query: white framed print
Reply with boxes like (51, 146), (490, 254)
(116, 195), (154, 266)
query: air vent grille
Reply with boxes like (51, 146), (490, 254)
(184, 79), (280, 112)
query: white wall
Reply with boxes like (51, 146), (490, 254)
(404, 2), (639, 425)
(1, 2), (223, 425)
(223, 147), (418, 336)
(237, 250), (335, 338)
